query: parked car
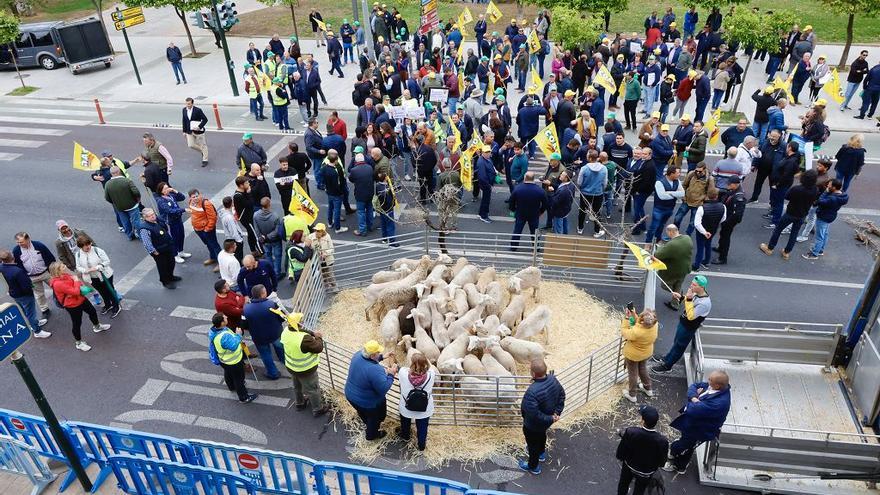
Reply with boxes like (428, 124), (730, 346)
(0, 21), (64, 70)
(0, 19), (113, 74)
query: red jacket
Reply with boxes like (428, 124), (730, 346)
(676, 77), (694, 101)
(50, 274), (85, 308)
(215, 292), (246, 330)
(330, 118), (347, 140)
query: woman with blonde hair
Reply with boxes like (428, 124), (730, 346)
(74, 235), (121, 318)
(48, 261), (110, 352)
(398, 352), (435, 451)
(834, 133), (865, 192)
(620, 307), (659, 402)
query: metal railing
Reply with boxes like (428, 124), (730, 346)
(555, 337), (626, 411)
(699, 318), (843, 367)
(0, 434), (56, 495)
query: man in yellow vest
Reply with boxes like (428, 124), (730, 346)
(209, 313), (258, 403)
(271, 77), (291, 131)
(279, 312), (328, 417)
(244, 64), (268, 122)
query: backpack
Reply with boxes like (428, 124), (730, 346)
(820, 124), (831, 144)
(207, 330), (222, 366)
(352, 88), (363, 106)
(403, 374), (431, 412)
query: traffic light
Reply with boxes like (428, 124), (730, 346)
(196, 11), (216, 30)
(217, 1), (238, 31)
(190, 11), (204, 29)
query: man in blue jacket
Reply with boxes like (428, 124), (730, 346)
(242, 285), (285, 380)
(476, 145), (497, 223)
(208, 313), (257, 403)
(474, 14), (487, 57)
(237, 255), (278, 299)
(519, 359), (565, 475)
(549, 172), (576, 234)
(509, 172), (549, 251)
(855, 62), (880, 120)
(664, 370), (731, 474)
(516, 98), (544, 159)
(0, 250), (49, 334)
(344, 340), (397, 440)
(166, 42), (186, 84)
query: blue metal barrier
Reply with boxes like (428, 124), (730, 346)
(108, 454), (256, 495)
(66, 422), (198, 493)
(190, 438), (317, 495)
(312, 462), (470, 495)
(0, 408), (84, 491)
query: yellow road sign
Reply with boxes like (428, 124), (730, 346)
(114, 14), (145, 31)
(111, 6), (143, 21)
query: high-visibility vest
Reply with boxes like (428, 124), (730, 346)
(271, 87), (289, 106)
(281, 329), (320, 372)
(213, 329), (243, 365)
(246, 75), (261, 98)
(287, 244), (306, 274)
(282, 214), (309, 242)
(265, 59), (277, 78)
(111, 157), (130, 178)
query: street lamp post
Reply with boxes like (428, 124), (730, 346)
(360, 0), (375, 62)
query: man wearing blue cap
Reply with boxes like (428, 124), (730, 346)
(616, 404), (668, 494)
(651, 275), (711, 374)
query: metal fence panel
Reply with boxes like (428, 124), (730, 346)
(699, 319), (842, 366)
(0, 434), (56, 495)
(109, 454), (256, 495)
(312, 462), (470, 495)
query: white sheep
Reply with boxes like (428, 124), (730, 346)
(407, 307), (431, 335)
(379, 307), (403, 350)
(514, 305), (552, 343)
(413, 324), (440, 363)
(488, 343), (518, 375)
(481, 352), (513, 377)
(434, 253), (453, 266)
(446, 294), (491, 341)
(369, 256), (433, 320)
(507, 266), (542, 301)
(437, 333), (471, 368)
(483, 281), (506, 317)
(500, 293), (528, 329)
(426, 295), (453, 348)
(438, 357), (464, 375)
(450, 257), (469, 277)
(462, 354), (487, 375)
(467, 335), (500, 352)
(371, 265), (412, 284)
(450, 286), (469, 317)
(400, 335), (423, 367)
(425, 264), (451, 285)
(500, 336), (548, 364)
(474, 314), (501, 338)
(463, 283), (483, 309)
(476, 266), (496, 292)
(450, 264), (480, 287)
(391, 258), (424, 270)
(363, 278), (401, 318)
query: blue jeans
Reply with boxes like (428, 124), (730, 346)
(766, 56), (781, 81)
(171, 61), (186, 83)
(517, 70), (527, 90)
(694, 98), (709, 122)
(447, 97), (458, 114)
(659, 102), (670, 123)
(343, 43), (353, 64)
(661, 321), (696, 368)
(810, 219), (830, 255)
(15, 295), (40, 330)
(195, 229), (222, 261)
(249, 94), (265, 119)
(673, 203), (697, 235)
(711, 89), (724, 110)
(552, 216), (569, 234)
(169, 218), (185, 254)
(511, 215), (539, 250)
(603, 189), (614, 217)
(835, 170), (855, 192)
(693, 233), (713, 268)
(313, 158), (325, 189)
(356, 200), (374, 234)
(380, 210), (397, 244)
(768, 212), (804, 254)
(399, 415), (429, 450)
(273, 105), (290, 130)
(326, 195), (342, 230)
(116, 206), (142, 239)
(769, 186), (788, 224)
(263, 241), (283, 276)
(752, 122), (768, 144)
(402, 151), (414, 177)
(631, 192), (650, 234)
(643, 85), (658, 114)
(843, 81), (860, 108)
(255, 339), (284, 379)
(646, 205), (674, 243)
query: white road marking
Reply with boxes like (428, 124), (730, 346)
(0, 107), (107, 117)
(170, 305), (216, 321)
(704, 271), (863, 289)
(0, 126), (69, 136)
(113, 409), (268, 444)
(0, 138), (47, 148)
(240, 110), (252, 117)
(130, 379), (170, 406)
(0, 115), (91, 126)
(0, 152), (23, 161)
(0, 98), (127, 109)
(161, 350), (291, 390)
(167, 381), (290, 407)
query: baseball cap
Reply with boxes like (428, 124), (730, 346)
(101, 150), (112, 157)
(55, 219), (69, 230)
(495, 88), (504, 95)
(353, 145), (365, 153)
(669, 21), (676, 27)
(286, 312), (303, 329)
(764, 85), (774, 94)
(694, 275), (709, 288)
(481, 145), (492, 152)
(496, 95), (506, 103)
(815, 98), (827, 106)
(243, 63), (252, 68)
(660, 124), (670, 131)
(314, 223), (327, 231)
(681, 113), (692, 121)
(242, 133), (253, 140)
(494, 54), (502, 60)
(550, 152), (562, 160)
(639, 405), (659, 426)
(272, 77), (282, 83)
(364, 340), (384, 354)
(665, 74), (676, 81)
(289, 35), (297, 41)
(564, 90), (576, 98)
(549, 84), (558, 92)
(651, 111), (661, 119)
(607, 112), (616, 119)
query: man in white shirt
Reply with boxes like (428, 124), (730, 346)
(734, 136), (761, 176)
(182, 97), (209, 166)
(218, 240), (242, 292)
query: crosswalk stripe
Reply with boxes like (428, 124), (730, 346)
(0, 126), (69, 136)
(0, 98), (127, 109)
(0, 115), (91, 126)
(0, 152), (22, 161)
(0, 107), (105, 117)
(0, 138), (47, 148)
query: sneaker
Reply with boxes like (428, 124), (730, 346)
(335, 226), (349, 234)
(240, 394), (258, 404)
(593, 230), (605, 238)
(479, 217), (492, 224)
(818, 251), (825, 256)
(175, 256), (186, 263)
(404, 174), (412, 181)
(763, 223), (776, 229)
(518, 460), (542, 475)
(802, 253), (819, 260)
(781, 225), (791, 234)
(539, 451), (547, 462)
(100, 306), (111, 315)
(781, 251), (790, 260)
(759, 243), (773, 256)
(118, 226), (125, 232)
(75, 341), (92, 352)
(577, 228), (584, 234)
(796, 236), (809, 243)
(37, 318), (48, 327)
(639, 383), (655, 397)
(33, 330), (52, 339)
(649, 356), (665, 365)
(622, 390), (638, 403)
(650, 364), (673, 374)
(111, 306), (122, 318)
(662, 462), (687, 474)
(93, 323), (111, 333)
(179, 252), (192, 258)
(203, 259), (217, 266)
(699, 263), (709, 271)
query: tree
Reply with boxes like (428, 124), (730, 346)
(548, 6), (602, 51)
(0, 10), (26, 89)
(530, 0), (626, 31)
(821, 0), (880, 69)
(257, 0), (298, 40)
(125, 0), (215, 56)
(723, 8), (798, 113)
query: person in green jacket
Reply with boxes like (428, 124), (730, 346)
(623, 73), (642, 130)
(653, 224), (693, 310)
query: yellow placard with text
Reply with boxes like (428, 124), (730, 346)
(72, 141), (101, 171)
(289, 180), (319, 225)
(533, 123), (561, 160)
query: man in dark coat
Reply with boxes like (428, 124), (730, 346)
(616, 405), (668, 494)
(664, 370), (731, 474)
(519, 359), (565, 475)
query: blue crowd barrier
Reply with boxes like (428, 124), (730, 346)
(312, 462), (470, 495)
(66, 422), (198, 493)
(190, 439), (317, 495)
(108, 454), (256, 495)
(0, 408), (85, 492)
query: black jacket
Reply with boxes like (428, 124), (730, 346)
(751, 91), (776, 124)
(616, 426), (669, 476)
(182, 106), (208, 134)
(720, 188), (746, 224)
(770, 154), (800, 189)
(848, 58), (869, 84)
(785, 185), (819, 219)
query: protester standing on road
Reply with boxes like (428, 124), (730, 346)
(219, 197), (246, 262)
(48, 262), (110, 352)
(104, 166), (142, 240)
(281, 312), (329, 417)
(254, 198), (283, 277)
(54, 220), (90, 272)
(155, 182), (191, 265)
(0, 250), (49, 334)
(765, 141), (801, 228)
(842, 50), (869, 110)
(208, 313), (258, 404)
(834, 133), (866, 192)
(663, 370), (731, 474)
(186, 189), (221, 271)
(620, 308), (658, 403)
(233, 176), (260, 256)
(74, 236), (121, 318)
(141, 133), (174, 178)
(273, 157), (296, 216)
(12, 232), (55, 315)
(855, 60), (880, 120)
(654, 225), (693, 311)
(713, 176), (746, 265)
(236, 134), (268, 171)
(237, 255), (278, 301)
(509, 172), (548, 250)
(760, 169), (819, 260)
(616, 405), (668, 494)
(138, 208), (179, 289)
(519, 358), (565, 475)
(166, 42), (187, 85)
(645, 166), (684, 244)
(182, 98), (209, 166)
(345, 340), (397, 441)
(691, 189), (726, 271)
(673, 163), (715, 235)
(243, 284), (285, 380)
(803, 179), (849, 260)
(651, 275), (712, 373)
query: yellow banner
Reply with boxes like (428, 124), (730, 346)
(433, 119), (446, 142)
(823, 68), (845, 104)
(457, 6), (473, 27)
(457, 40), (464, 64)
(72, 141), (101, 171)
(624, 242), (667, 271)
(316, 19), (327, 32)
(618, 80), (626, 99)
(238, 157), (247, 177)
(706, 108), (722, 146)
(527, 30), (541, 54)
(387, 176), (399, 208)
(531, 66), (542, 91)
(467, 129), (482, 154)
(533, 123), (561, 160)
(486, 0), (502, 23)
(288, 180), (319, 225)
(451, 120), (462, 150)
(460, 149), (474, 191)
(594, 65), (617, 94)
(458, 70), (465, 94)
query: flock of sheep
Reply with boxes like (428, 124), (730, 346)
(363, 255), (552, 386)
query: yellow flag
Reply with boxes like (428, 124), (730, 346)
(451, 120), (462, 150)
(624, 242), (667, 271)
(387, 176), (399, 208)
(238, 157), (247, 177)
(433, 119), (446, 142)
(458, 70), (465, 94)
(617, 80), (626, 99)
(486, 0), (502, 23)
(288, 180), (319, 225)
(316, 19), (327, 32)
(706, 108), (722, 146)
(72, 141), (101, 171)
(468, 129), (482, 154)
(527, 30), (541, 54)
(594, 65), (617, 94)
(457, 40), (464, 64)
(487, 70), (495, 99)
(460, 149), (474, 191)
(823, 68), (845, 104)
(531, 66), (542, 89)
(533, 123), (561, 160)
(458, 7), (473, 27)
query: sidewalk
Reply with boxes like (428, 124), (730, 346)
(0, 463), (123, 495)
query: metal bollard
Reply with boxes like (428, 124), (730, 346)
(212, 103), (223, 130)
(94, 98), (105, 124)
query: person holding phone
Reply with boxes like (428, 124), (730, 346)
(621, 305), (659, 403)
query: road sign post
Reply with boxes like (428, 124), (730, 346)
(114, 7), (143, 85)
(211, 1), (239, 96)
(0, 304), (92, 491)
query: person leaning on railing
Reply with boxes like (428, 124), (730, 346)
(620, 308), (659, 403)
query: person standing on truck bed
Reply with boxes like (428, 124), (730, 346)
(166, 42), (187, 85)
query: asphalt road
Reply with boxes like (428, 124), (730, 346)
(0, 99), (876, 494)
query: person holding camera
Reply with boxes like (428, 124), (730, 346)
(621, 306), (659, 403)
